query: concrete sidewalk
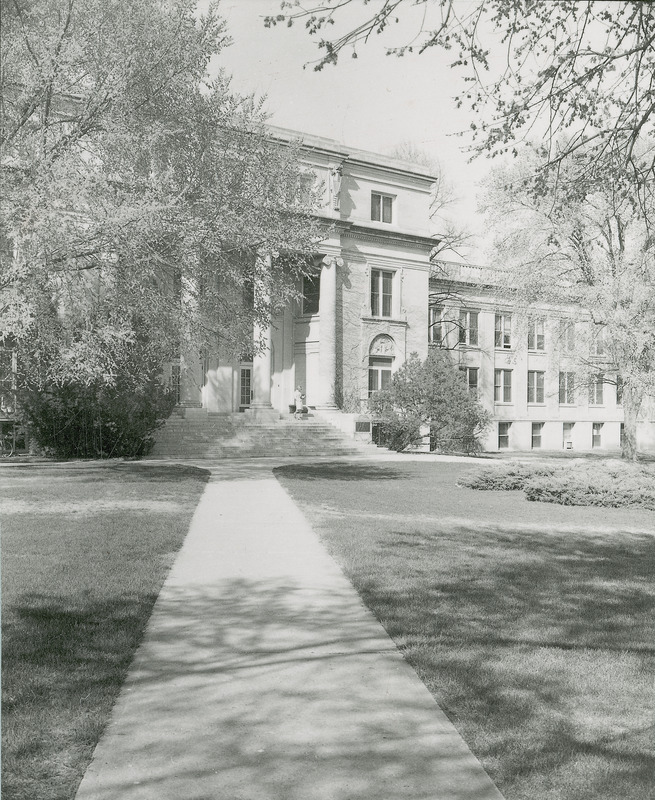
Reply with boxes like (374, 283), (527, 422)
(75, 461), (504, 800)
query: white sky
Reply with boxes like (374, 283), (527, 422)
(205, 0), (493, 258)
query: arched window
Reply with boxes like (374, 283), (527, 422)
(368, 335), (395, 396)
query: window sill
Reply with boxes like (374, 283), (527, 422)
(494, 346), (514, 352)
(527, 403), (546, 407)
(363, 316), (408, 326)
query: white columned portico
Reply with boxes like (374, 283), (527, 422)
(316, 255), (341, 408)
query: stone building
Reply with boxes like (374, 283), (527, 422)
(176, 127), (437, 424)
(172, 128), (655, 454)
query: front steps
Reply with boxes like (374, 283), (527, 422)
(149, 409), (378, 459)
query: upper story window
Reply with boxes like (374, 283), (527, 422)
(459, 366), (479, 397)
(371, 192), (393, 224)
(371, 269), (393, 317)
(494, 368), (512, 403)
(302, 273), (320, 315)
(458, 310), (479, 346)
(494, 313), (512, 349)
(559, 371), (576, 405)
(591, 325), (608, 357)
(559, 319), (575, 353)
(589, 373), (604, 405)
(527, 370), (545, 404)
(527, 318), (545, 351)
(428, 305), (445, 345)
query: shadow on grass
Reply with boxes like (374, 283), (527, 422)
(0, 462), (210, 483)
(274, 463), (405, 482)
(5, 580), (504, 800)
(2, 592), (161, 800)
(346, 522), (655, 799)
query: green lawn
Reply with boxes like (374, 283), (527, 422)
(1, 461), (209, 800)
(275, 460), (655, 800)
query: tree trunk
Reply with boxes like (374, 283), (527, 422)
(621, 384), (642, 461)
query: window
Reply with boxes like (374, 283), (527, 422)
(559, 320), (575, 353)
(498, 421), (511, 449)
(527, 371), (545, 404)
(589, 374), (604, 405)
(370, 269), (393, 317)
(459, 366), (479, 397)
(494, 369), (512, 403)
(592, 422), (603, 448)
(458, 310), (479, 346)
(591, 326), (608, 356)
(0, 346), (16, 415)
(559, 371), (575, 404)
(563, 422), (575, 449)
(527, 318), (545, 351)
(620, 423), (625, 449)
(368, 356), (393, 396)
(494, 313), (512, 349)
(531, 422), (544, 449)
(371, 192), (393, 223)
(301, 273), (320, 315)
(428, 306), (445, 345)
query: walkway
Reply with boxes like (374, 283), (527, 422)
(75, 458), (504, 800)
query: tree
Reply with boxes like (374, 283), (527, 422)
(369, 350), (490, 452)
(483, 146), (655, 460)
(267, 1), (654, 203)
(1, 0), (324, 453)
(388, 140), (472, 260)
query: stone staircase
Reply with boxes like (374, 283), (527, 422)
(149, 409), (378, 459)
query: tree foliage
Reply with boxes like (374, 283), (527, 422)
(1, 0), (324, 388)
(483, 146), (655, 459)
(268, 1), (654, 203)
(369, 350), (490, 452)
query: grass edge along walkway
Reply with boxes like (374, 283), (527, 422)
(1, 461), (210, 800)
(274, 458), (655, 800)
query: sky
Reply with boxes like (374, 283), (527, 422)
(204, 0), (493, 259)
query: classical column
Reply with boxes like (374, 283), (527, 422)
(316, 256), (341, 408)
(250, 265), (273, 412)
(251, 316), (272, 409)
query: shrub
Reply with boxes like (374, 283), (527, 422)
(19, 377), (176, 459)
(369, 351), (490, 453)
(460, 460), (655, 509)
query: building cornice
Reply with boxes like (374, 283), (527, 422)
(341, 223), (438, 252)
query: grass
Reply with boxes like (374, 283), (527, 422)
(460, 459), (655, 509)
(275, 460), (655, 800)
(1, 461), (209, 800)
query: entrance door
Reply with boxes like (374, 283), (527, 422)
(239, 366), (252, 411)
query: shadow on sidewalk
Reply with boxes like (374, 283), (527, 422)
(73, 576), (503, 800)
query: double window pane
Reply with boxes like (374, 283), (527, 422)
(371, 269), (393, 317)
(528, 319), (545, 350)
(458, 310), (479, 346)
(527, 370), (545, 404)
(494, 369), (512, 402)
(589, 374), (604, 405)
(559, 371), (575, 404)
(371, 192), (393, 223)
(494, 314), (512, 348)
